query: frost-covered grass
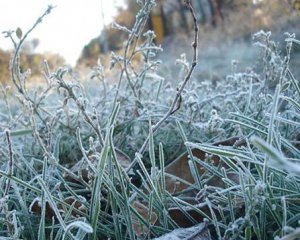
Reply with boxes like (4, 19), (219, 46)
(0, 1), (300, 240)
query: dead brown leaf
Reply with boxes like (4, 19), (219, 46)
(154, 222), (210, 240)
(66, 148), (131, 183)
(131, 201), (158, 237)
(29, 196), (86, 220)
(158, 138), (242, 228)
(164, 148), (220, 194)
(164, 136), (243, 195)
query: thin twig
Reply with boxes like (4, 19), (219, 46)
(11, 5), (54, 94)
(55, 78), (105, 146)
(122, 1), (154, 98)
(126, 0), (199, 173)
(0, 84), (13, 125)
(9, 6), (54, 125)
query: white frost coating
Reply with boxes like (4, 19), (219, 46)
(154, 223), (208, 240)
(28, 197), (41, 213)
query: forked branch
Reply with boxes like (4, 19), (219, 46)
(126, 0), (199, 173)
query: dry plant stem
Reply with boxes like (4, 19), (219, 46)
(128, 26), (145, 63)
(0, 84), (13, 125)
(11, 5), (53, 92)
(30, 110), (55, 163)
(56, 79), (105, 146)
(4, 130), (13, 196)
(127, 16), (149, 64)
(126, 0), (199, 173)
(30, 111), (85, 184)
(113, 68), (125, 109)
(123, 1), (153, 98)
(124, 35), (139, 98)
(10, 6), (54, 125)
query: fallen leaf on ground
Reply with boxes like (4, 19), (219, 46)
(66, 148), (131, 183)
(164, 148), (220, 194)
(131, 201), (158, 237)
(153, 222), (210, 240)
(29, 196), (86, 219)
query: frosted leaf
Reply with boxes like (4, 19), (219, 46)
(16, 27), (22, 39)
(205, 109), (224, 134)
(29, 197), (41, 213)
(254, 180), (266, 196)
(154, 223), (209, 240)
(143, 30), (156, 39)
(231, 59), (238, 67)
(111, 22), (131, 33)
(63, 221), (93, 240)
(145, 73), (165, 81)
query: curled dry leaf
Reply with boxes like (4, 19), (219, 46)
(29, 198), (58, 220)
(66, 148), (131, 183)
(131, 201), (158, 237)
(164, 137), (243, 195)
(29, 196), (86, 219)
(168, 204), (209, 228)
(165, 149), (220, 195)
(154, 222), (210, 240)
(115, 148), (132, 169)
(158, 137), (242, 228)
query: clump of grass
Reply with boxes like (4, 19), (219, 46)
(0, 1), (300, 240)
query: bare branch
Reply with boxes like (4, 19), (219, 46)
(126, 0), (199, 173)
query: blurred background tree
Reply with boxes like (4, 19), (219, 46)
(0, 49), (10, 84)
(0, 38), (65, 84)
(1, 0), (300, 81)
(76, 0), (300, 69)
(77, 0), (136, 67)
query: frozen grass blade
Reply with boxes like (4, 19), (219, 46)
(90, 130), (111, 239)
(260, 84), (280, 240)
(186, 142), (254, 163)
(287, 69), (300, 97)
(226, 118), (267, 135)
(177, 120), (202, 189)
(206, 198), (221, 240)
(282, 96), (300, 112)
(252, 136), (300, 174)
(37, 178), (66, 231)
(109, 130), (135, 239)
(267, 84), (281, 149)
(281, 196), (287, 237)
(89, 103), (120, 239)
(38, 157), (47, 240)
(63, 221), (93, 240)
(0, 129), (33, 137)
(158, 143), (168, 228)
(149, 119), (156, 170)
(221, 168), (235, 223)
(244, 78), (253, 114)
(135, 153), (164, 207)
(230, 112), (267, 129)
